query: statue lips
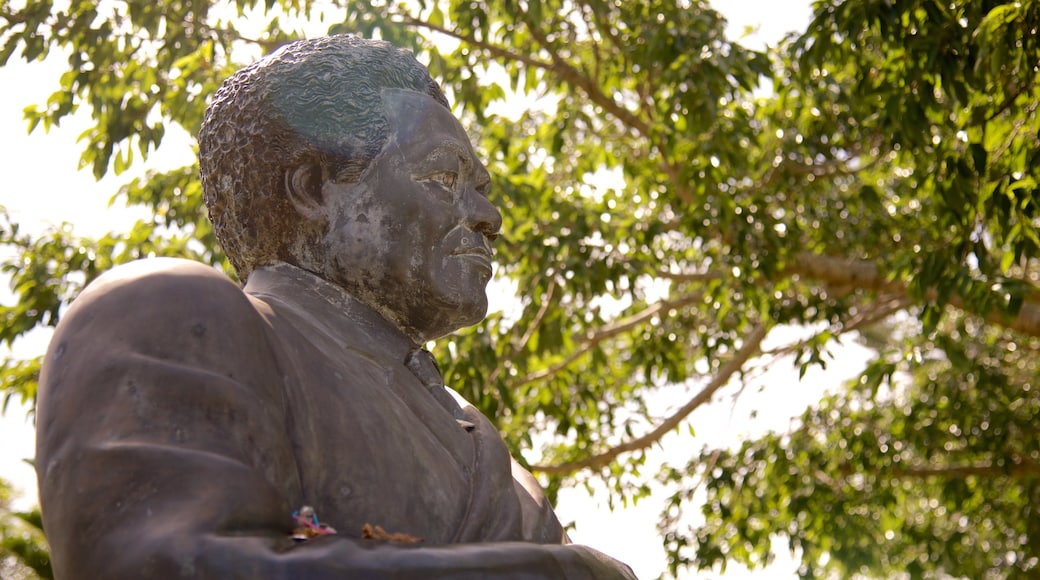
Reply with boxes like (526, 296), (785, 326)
(452, 244), (494, 275)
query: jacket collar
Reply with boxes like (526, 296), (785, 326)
(244, 262), (418, 364)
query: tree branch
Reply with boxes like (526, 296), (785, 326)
(788, 252), (1040, 337)
(513, 8), (650, 138)
(391, 10), (636, 127)
(511, 291), (704, 388)
(391, 12), (555, 74)
(892, 461), (1040, 478)
(532, 323), (769, 475)
(579, 0), (625, 59)
(487, 277), (556, 386)
(663, 253), (1040, 338)
(656, 269), (720, 284)
(743, 296), (906, 392)
(514, 6), (697, 207)
(394, 8), (695, 205)
(840, 454), (1040, 480)
(516, 277), (556, 355)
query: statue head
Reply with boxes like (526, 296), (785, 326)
(198, 35), (450, 280)
(199, 35), (502, 343)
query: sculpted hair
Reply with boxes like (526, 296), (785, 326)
(198, 35), (450, 280)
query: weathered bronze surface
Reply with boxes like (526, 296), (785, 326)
(35, 35), (635, 579)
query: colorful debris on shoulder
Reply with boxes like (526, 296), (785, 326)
(291, 505), (337, 541)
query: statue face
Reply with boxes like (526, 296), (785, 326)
(316, 90), (502, 343)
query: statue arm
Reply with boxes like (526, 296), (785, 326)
(35, 259), (634, 580)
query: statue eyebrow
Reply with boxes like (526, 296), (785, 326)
(422, 141), (473, 170)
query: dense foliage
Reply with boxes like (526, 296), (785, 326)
(0, 478), (49, 579)
(2, 0), (1039, 577)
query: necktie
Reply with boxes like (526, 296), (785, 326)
(404, 349), (475, 431)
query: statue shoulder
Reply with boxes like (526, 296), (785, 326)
(70, 257), (245, 315)
(40, 258), (280, 410)
(53, 258), (262, 348)
(78, 256), (237, 294)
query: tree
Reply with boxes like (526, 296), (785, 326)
(2, 0), (1039, 577)
(0, 477), (50, 579)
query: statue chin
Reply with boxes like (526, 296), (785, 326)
(400, 293), (491, 344)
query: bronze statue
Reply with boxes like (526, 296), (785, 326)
(35, 35), (635, 578)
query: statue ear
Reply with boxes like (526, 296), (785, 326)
(285, 163), (326, 221)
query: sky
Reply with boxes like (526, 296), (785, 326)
(0, 2), (832, 578)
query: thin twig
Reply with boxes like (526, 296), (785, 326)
(532, 323), (769, 475)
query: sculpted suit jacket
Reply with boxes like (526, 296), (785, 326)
(36, 259), (635, 579)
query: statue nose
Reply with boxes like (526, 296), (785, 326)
(465, 189), (502, 240)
